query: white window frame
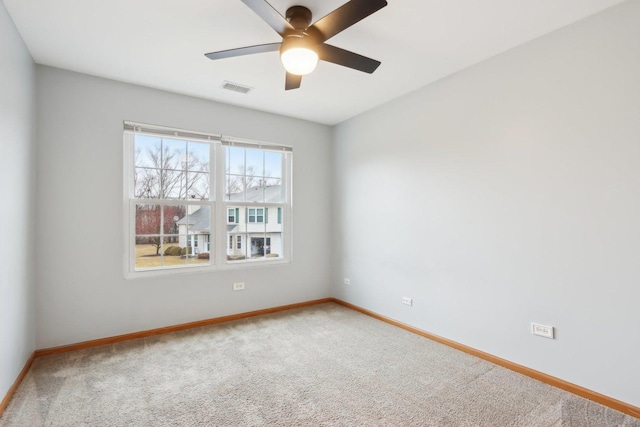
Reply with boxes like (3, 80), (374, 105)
(123, 122), (292, 278)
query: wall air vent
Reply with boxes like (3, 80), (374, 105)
(221, 81), (253, 94)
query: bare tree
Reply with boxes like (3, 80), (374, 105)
(134, 143), (209, 200)
(135, 205), (185, 255)
(134, 140), (208, 255)
(225, 165), (281, 198)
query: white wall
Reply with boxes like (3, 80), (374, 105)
(332, 0), (640, 407)
(35, 66), (333, 348)
(0, 1), (36, 399)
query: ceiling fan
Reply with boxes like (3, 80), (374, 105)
(205, 0), (388, 90)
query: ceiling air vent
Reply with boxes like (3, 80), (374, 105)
(221, 81), (253, 94)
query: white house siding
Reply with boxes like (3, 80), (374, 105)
(268, 234), (282, 256)
(175, 205), (282, 258)
(227, 206), (283, 257)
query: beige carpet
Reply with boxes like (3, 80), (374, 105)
(1, 303), (638, 426)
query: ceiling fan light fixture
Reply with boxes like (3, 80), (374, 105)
(280, 47), (318, 76)
(205, 0), (388, 89)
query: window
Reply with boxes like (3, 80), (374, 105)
(227, 208), (239, 224)
(248, 208), (265, 223)
(124, 122), (292, 276)
(225, 144), (288, 263)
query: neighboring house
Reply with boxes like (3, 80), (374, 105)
(176, 185), (283, 259)
(175, 205), (211, 255)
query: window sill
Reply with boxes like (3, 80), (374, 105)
(124, 257), (291, 280)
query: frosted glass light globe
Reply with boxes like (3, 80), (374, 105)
(280, 47), (319, 76)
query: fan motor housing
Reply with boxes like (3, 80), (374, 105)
(286, 6), (312, 29)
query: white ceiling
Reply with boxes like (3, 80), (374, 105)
(4, 0), (627, 125)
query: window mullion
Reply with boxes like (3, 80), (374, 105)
(214, 143), (226, 267)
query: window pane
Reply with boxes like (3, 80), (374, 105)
(176, 205), (210, 238)
(134, 236), (167, 269)
(249, 234), (275, 258)
(187, 142), (210, 173)
(187, 172), (209, 200)
(227, 147), (244, 176)
(162, 138), (187, 172)
(187, 232), (211, 266)
(225, 147), (283, 204)
(188, 250), (210, 265)
(264, 151), (282, 179)
(134, 206), (170, 269)
(163, 205), (185, 237)
(264, 177), (281, 187)
(135, 205), (161, 236)
(164, 171), (186, 199)
(176, 205), (212, 263)
(134, 167), (161, 198)
(268, 231), (282, 259)
(134, 236), (163, 267)
(226, 175), (245, 201)
(134, 136), (213, 201)
(134, 135), (161, 168)
(246, 149), (264, 177)
(245, 184), (265, 203)
(159, 140), (185, 199)
(160, 236), (187, 268)
(228, 234), (247, 262)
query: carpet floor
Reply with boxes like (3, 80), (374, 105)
(1, 303), (638, 426)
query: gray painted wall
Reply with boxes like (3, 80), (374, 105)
(0, 1), (36, 399)
(332, 0), (640, 407)
(35, 66), (333, 349)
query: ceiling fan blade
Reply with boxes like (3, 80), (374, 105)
(285, 73), (302, 90)
(316, 44), (381, 74)
(241, 0), (294, 36)
(205, 43), (281, 60)
(311, 0), (387, 41)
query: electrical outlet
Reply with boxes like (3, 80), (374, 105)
(531, 322), (554, 339)
(402, 296), (413, 306)
(344, 278), (351, 285)
(232, 282), (245, 291)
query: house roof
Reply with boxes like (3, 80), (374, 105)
(177, 185), (281, 231)
(176, 205), (210, 231)
(228, 185), (282, 203)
